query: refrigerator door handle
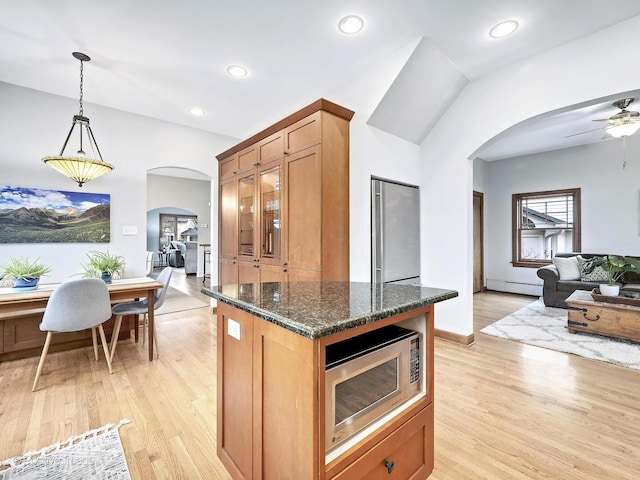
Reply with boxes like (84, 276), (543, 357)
(372, 181), (384, 284)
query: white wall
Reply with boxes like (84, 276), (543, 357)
(420, 15), (640, 336)
(483, 137), (640, 295)
(0, 81), (236, 282)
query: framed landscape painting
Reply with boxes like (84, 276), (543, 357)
(0, 186), (110, 243)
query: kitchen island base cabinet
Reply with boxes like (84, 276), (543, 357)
(217, 303), (317, 480)
(215, 299), (436, 480)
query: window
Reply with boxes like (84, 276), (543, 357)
(159, 214), (198, 249)
(512, 188), (581, 268)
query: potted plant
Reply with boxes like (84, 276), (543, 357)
(80, 250), (126, 284)
(583, 255), (640, 296)
(0, 257), (52, 290)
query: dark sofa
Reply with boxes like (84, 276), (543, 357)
(537, 252), (640, 308)
(167, 241), (185, 268)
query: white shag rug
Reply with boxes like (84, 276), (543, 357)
(0, 420), (131, 480)
(480, 299), (640, 370)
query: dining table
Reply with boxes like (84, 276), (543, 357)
(0, 276), (164, 361)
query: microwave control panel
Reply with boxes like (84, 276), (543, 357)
(409, 337), (420, 383)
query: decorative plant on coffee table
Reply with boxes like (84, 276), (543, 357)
(0, 257), (52, 290)
(81, 250), (126, 284)
(583, 255), (640, 296)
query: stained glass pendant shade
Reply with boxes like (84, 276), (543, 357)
(42, 52), (114, 187)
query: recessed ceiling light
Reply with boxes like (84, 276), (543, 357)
(489, 20), (519, 38)
(190, 107), (205, 116)
(338, 15), (364, 35)
(226, 64), (248, 78)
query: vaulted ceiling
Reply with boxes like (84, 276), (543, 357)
(2, 1), (640, 159)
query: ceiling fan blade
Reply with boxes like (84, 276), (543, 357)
(592, 118), (611, 122)
(565, 126), (606, 138)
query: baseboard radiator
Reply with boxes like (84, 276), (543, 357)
(485, 279), (542, 297)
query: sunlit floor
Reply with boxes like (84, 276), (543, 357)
(1, 290), (638, 479)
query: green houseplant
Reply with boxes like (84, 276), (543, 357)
(0, 257), (52, 289)
(81, 250), (126, 284)
(583, 255), (640, 296)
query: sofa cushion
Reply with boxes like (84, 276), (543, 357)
(557, 280), (600, 293)
(576, 255), (609, 282)
(552, 256), (580, 280)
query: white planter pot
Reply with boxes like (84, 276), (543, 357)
(599, 284), (620, 296)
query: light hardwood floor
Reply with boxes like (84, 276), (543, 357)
(1, 285), (639, 479)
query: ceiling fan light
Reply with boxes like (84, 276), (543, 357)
(608, 123), (640, 138)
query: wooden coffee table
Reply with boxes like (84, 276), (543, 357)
(565, 289), (640, 342)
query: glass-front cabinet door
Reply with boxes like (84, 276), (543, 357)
(259, 164), (282, 263)
(238, 173), (255, 257)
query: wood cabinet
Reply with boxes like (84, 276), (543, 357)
(217, 99), (353, 287)
(216, 300), (435, 480)
(329, 406), (433, 480)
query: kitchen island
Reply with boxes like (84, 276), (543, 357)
(202, 281), (457, 480)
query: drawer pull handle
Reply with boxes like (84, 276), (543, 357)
(568, 320), (587, 328)
(384, 460), (394, 474)
(581, 308), (600, 322)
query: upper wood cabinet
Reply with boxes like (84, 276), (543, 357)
(237, 145), (259, 174)
(217, 99), (354, 286)
(284, 111), (321, 155)
(219, 155), (237, 180)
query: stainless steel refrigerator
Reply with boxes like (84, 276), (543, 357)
(371, 177), (420, 285)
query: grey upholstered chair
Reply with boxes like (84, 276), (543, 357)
(32, 278), (113, 391)
(145, 250), (155, 276)
(109, 266), (172, 361)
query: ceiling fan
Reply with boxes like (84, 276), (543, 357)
(566, 98), (640, 139)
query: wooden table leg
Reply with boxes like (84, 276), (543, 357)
(148, 288), (155, 361)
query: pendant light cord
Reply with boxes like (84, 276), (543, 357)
(79, 59), (84, 116)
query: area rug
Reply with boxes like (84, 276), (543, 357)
(0, 420), (131, 479)
(155, 286), (207, 315)
(480, 299), (640, 370)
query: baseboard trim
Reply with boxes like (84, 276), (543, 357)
(435, 328), (475, 346)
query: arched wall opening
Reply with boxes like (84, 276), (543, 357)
(147, 167), (212, 277)
(419, 15), (640, 339)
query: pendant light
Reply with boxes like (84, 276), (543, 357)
(42, 52), (114, 187)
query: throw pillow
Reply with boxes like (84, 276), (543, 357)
(552, 256), (580, 280)
(576, 255), (609, 282)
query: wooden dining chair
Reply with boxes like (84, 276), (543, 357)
(109, 266), (172, 361)
(32, 278), (113, 391)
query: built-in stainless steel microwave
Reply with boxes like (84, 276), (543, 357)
(325, 325), (422, 452)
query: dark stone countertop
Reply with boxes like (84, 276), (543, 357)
(202, 281), (458, 339)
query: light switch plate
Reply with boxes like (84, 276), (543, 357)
(228, 319), (241, 340)
(122, 226), (138, 235)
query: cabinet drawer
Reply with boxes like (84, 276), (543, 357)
(284, 111), (321, 155)
(329, 404), (433, 480)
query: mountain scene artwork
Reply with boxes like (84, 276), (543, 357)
(0, 186), (110, 243)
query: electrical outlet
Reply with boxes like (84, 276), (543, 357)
(228, 319), (241, 340)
